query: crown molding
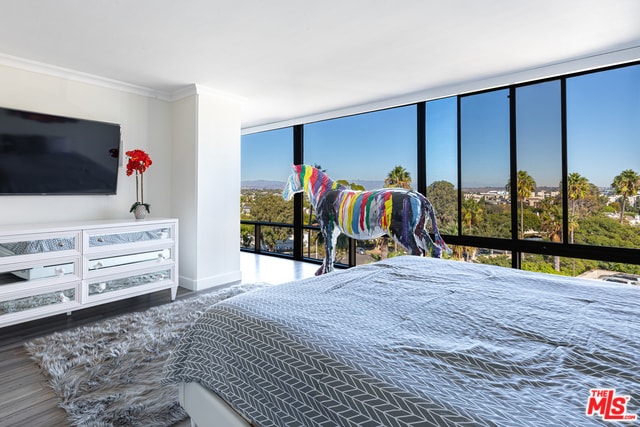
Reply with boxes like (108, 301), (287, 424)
(0, 52), (247, 105)
(170, 83), (245, 105)
(0, 52), (173, 100)
(168, 84), (198, 101)
(195, 83), (246, 104)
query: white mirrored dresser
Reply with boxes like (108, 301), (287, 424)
(0, 218), (178, 328)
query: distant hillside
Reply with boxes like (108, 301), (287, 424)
(242, 180), (286, 190)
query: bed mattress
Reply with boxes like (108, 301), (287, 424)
(163, 256), (639, 426)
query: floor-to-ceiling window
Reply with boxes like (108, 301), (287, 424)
(425, 96), (458, 236)
(304, 105), (417, 265)
(460, 89), (511, 241)
(562, 64), (640, 278)
(567, 65), (640, 249)
(240, 61), (640, 283)
(514, 80), (564, 273)
(240, 127), (294, 254)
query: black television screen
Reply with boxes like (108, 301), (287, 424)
(0, 107), (120, 195)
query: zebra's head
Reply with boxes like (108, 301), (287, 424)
(283, 165), (304, 201)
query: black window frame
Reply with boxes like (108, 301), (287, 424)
(241, 60), (640, 271)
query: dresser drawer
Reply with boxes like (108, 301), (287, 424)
(0, 232), (80, 265)
(0, 281), (81, 327)
(85, 224), (174, 253)
(0, 256), (80, 292)
(86, 248), (172, 273)
(84, 267), (173, 303)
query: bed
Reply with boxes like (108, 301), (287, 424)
(163, 256), (640, 426)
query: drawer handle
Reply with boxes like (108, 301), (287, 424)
(57, 241), (65, 247)
(157, 253), (166, 261)
(55, 267), (65, 276)
(93, 262), (103, 269)
(97, 237), (104, 243)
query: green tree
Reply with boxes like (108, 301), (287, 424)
(611, 169), (640, 224)
(384, 165), (412, 189)
(574, 215), (640, 249)
(567, 172), (590, 243)
(476, 203), (511, 239)
(537, 196), (562, 271)
(507, 170), (536, 239)
(461, 197), (483, 232)
(251, 193), (292, 250)
(426, 180), (457, 234)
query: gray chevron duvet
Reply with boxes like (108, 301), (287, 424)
(163, 256), (640, 426)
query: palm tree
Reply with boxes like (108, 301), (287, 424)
(538, 197), (562, 271)
(461, 197), (483, 260)
(507, 171), (536, 239)
(567, 172), (589, 243)
(612, 169), (640, 224)
(461, 198), (483, 230)
(384, 165), (412, 189)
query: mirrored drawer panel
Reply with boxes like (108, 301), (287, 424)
(88, 269), (171, 296)
(88, 227), (171, 248)
(0, 287), (76, 316)
(88, 249), (171, 272)
(0, 235), (77, 259)
(0, 261), (77, 287)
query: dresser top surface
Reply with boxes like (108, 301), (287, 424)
(0, 218), (178, 235)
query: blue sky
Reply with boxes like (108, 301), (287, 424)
(241, 127), (293, 182)
(567, 65), (640, 188)
(242, 64), (639, 190)
(516, 81), (562, 188)
(304, 106), (417, 185)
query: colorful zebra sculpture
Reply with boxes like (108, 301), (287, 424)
(283, 164), (450, 275)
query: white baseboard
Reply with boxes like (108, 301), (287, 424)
(179, 270), (242, 291)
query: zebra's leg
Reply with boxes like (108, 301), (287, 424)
(318, 224), (342, 275)
(419, 230), (441, 258)
(389, 228), (423, 256)
(318, 222), (336, 275)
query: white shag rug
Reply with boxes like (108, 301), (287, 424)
(24, 283), (267, 427)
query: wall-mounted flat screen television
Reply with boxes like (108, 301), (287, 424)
(0, 107), (121, 195)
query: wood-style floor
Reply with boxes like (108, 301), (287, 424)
(0, 253), (317, 427)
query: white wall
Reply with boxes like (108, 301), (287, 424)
(196, 88), (242, 289)
(171, 87), (242, 290)
(0, 64), (173, 224)
(0, 64), (244, 291)
(171, 94), (198, 287)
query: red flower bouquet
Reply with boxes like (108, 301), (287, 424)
(126, 149), (153, 215)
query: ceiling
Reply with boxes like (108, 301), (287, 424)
(0, 1), (639, 129)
